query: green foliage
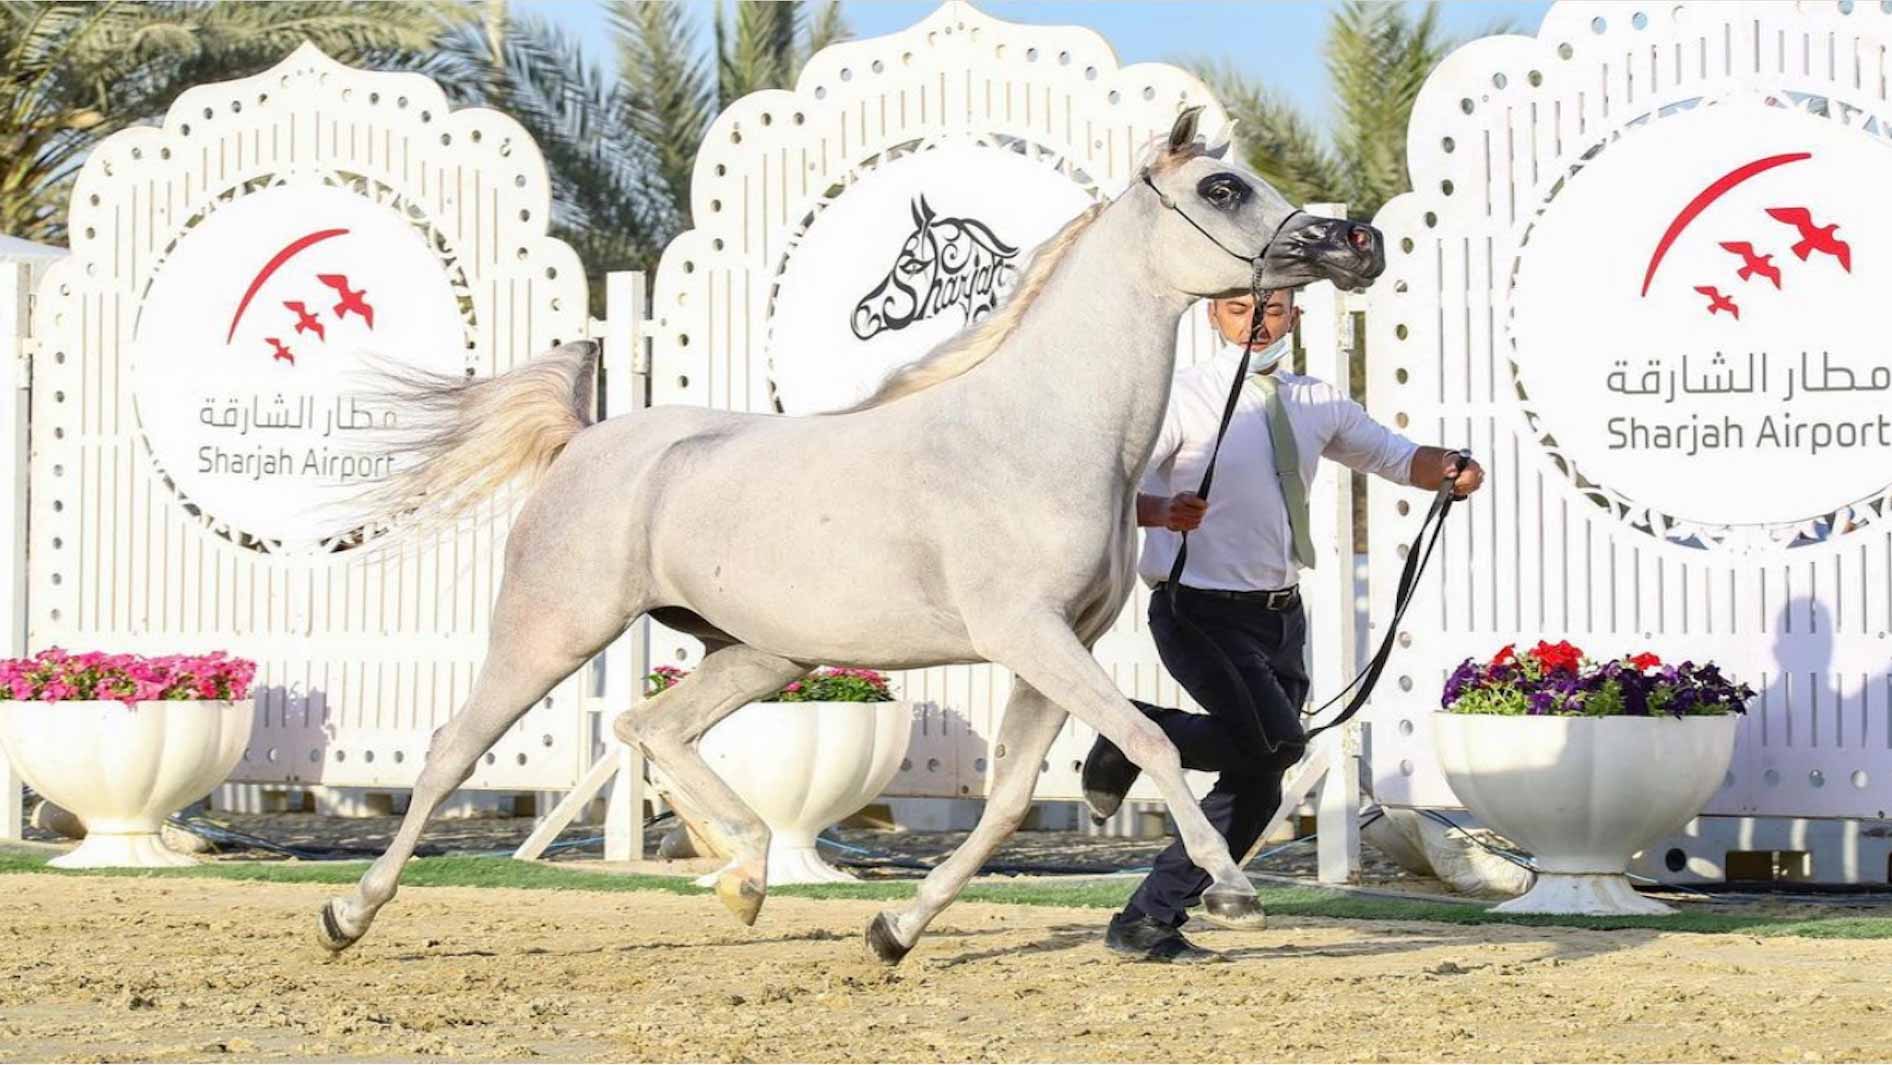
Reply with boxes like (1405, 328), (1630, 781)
(1185, 1), (1509, 222)
(645, 665), (893, 702)
(8, 848), (1892, 939)
(1, 0), (852, 283)
(0, 1), (460, 246)
(626, 0), (848, 230)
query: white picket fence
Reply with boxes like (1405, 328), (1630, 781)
(8, 1), (1892, 884)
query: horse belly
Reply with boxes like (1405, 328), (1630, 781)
(645, 443), (978, 667)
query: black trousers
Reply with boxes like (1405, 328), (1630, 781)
(1123, 587), (1310, 927)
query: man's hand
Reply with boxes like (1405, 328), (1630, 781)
(1410, 447), (1485, 498)
(1136, 491), (1209, 530)
(1450, 456), (1485, 498)
(1162, 492), (1208, 531)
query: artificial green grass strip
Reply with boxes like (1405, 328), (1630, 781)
(4, 849), (1892, 939)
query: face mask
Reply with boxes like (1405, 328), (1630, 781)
(1227, 334), (1291, 375)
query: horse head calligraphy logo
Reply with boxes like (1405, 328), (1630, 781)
(851, 196), (1021, 341)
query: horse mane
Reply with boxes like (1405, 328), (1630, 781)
(841, 200), (1109, 411)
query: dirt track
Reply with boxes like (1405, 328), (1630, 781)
(1, 872), (1888, 1063)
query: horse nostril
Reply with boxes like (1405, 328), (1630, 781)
(1346, 224), (1374, 252)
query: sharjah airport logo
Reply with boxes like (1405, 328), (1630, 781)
(851, 196), (1020, 341)
(1640, 152), (1852, 323)
(227, 228), (378, 367)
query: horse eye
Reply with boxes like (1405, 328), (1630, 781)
(1197, 172), (1250, 211)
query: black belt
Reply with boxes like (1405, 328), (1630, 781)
(1156, 581), (1300, 611)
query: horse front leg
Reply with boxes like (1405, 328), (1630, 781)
(866, 680), (1067, 965)
(977, 614), (1265, 929)
(614, 642), (807, 926)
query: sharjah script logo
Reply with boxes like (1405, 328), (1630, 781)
(851, 196), (1020, 341)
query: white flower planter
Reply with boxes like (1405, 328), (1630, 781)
(0, 700), (253, 868)
(1433, 713), (1738, 915)
(692, 700), (913, 885)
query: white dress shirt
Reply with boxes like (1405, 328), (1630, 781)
(1137, 345), (1420, 592)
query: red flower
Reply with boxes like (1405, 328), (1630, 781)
(1490, 644), (1517, 667)
(1528, 640), (1584, 675)
(1628, 652), (1662, 671)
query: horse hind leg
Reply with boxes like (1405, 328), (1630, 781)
(615, 642), (806, 927)
(867, 680), (1067, 966)
(317, 577), (627, 952)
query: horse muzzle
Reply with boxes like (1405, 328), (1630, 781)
(1269, 216), (1387, 291)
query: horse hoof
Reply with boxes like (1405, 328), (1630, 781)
(865, 912), (912, 967)
(715, 868), (766, 926)
(316, 899), (362, 953)
(1201, 889), (1267, 930)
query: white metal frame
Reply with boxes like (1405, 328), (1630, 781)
(1364, 1), (1892, 840)
(22, 45), (599, 797)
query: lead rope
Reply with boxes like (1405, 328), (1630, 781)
(1138, 169), (1466, 757)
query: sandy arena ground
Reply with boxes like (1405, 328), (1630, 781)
(2, 872), (1889, 1063)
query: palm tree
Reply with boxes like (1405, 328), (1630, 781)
(421, 0), (847, 293)
(1190, 0), (1505, 221)
(619, 0), (849, 236)
(0, 1), (461, 246)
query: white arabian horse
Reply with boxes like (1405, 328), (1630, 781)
(317, 107), (1385, 964)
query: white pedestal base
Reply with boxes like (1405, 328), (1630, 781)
(1489, 872), (1673, 916)
(49, 832), (200, 869)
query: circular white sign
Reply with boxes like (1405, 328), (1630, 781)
(129, 184), (467, 547)
(767, 142), (1096, 414)
(1510, 102), (1892, 530)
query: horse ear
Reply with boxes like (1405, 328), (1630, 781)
(918, 195), (935, 222)
(1167, 105), (1205, 153)
(1205, 119), (1238, 160)
(910, 198), (925, 228)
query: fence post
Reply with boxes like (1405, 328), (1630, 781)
(0, 263), (30, 840)
(600, 270), (649, 862)
(1300, 203), (1362, 882)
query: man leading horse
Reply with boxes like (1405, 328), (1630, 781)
(1083, 287), (1486, 962)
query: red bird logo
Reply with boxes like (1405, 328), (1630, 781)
(266, 337), (296, 365)
(1766, 207), (1852, 272)
(317, 273), (375, 328)
(1694, 285), (1739, 319)
(283, 300), (326, 341)
(1717, 242), (1782, 289)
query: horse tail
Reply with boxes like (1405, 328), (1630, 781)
(354, 340), (599, 538)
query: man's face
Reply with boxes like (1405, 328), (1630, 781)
(1208, 291), (1298, 347)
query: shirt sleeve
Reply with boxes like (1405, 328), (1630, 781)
(1319, 389), (1420, 484)
(1137, 398), (1186, 495)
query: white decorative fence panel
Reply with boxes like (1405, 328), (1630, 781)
(1365, 0), (1892, 824)
(640, 1), (1355, 802)
(26, 46), (596, 792)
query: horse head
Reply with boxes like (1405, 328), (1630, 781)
(1136, 106), (1385, 300)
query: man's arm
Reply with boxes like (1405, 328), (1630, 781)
(1318, 389), (1486, 498)
(1407, 446), (1485, 497)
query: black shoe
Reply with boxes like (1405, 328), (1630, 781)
(1081, 732), (1140, 824)
(1104, 912), (1221, 964)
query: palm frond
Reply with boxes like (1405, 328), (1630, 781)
(718, 0), (799, 107)
(615, 0), (712, 229)
(796, 0), (848, 80)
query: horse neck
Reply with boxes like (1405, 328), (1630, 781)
(969, 205), (1194, 480)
